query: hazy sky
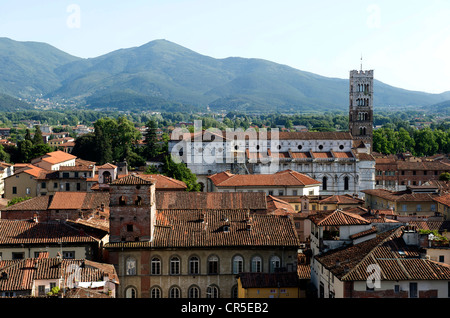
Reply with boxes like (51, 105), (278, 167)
(1, 0), (450, 94)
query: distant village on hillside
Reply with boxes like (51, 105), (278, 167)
(0, 68), (449, 300)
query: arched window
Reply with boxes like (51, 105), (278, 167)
(126, 257), (136, 276)
(344, 176), (350, 191)
(135, 196), (142, 206)
(208, 255), (219, 275)
(169, 286), (181, 298)
(188, 285), (200, 298)
(125, 286), (137, 298)
(251, 256), (262, 272)
(189, 256), (200, 275)
(150, 286), (162, 298)
(119, 195), (126, 206)
(207, 285), (220, 298)
(269, 256), (281, 273)
(322, 176), (328, 191)
(151, 257), (161, 275)
(232, 255), (244, 274)
(102, 171), (112, 184)
(170, 256), (180, 275)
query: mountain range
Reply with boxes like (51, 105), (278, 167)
(0, 37), (449, 113)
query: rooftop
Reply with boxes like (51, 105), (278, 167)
(209, 170), (321, 187)
(105, 209), (299, 249)
(316, 226), (450, 281)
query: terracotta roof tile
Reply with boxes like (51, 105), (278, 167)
(208, 170), (320, 187)
(0, 219), (98, 245)
(309, 209), (371, 226)
(0, 258), (117, 292)
(156, 192), (267, 210)
(106, 209), (299, 249)
(316, 226), (450, 282)
(111, 174), (154, 185)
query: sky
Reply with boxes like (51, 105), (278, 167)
(1, 0), (450, 94)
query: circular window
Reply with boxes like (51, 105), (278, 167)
(277, 145), (282, 150)
(339, 145), (344, 150)
(298, 145), (302, 150)
(234, 145), (239, 150)
(318, 145), (323, 150)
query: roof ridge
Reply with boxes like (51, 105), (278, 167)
(341, 226), (404, 281)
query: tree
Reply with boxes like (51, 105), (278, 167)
(162, 154), (201, 192)
(439, 172), (450, 181)
(32, 125), (44, 145)
(143, 118), (160, 160)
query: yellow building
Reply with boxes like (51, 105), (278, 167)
(362, 186), (441, 217)
(3, 165), (43, 199)
(433, 193), (450, 220)
(236, 272), (301, 298)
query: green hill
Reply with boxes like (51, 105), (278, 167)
(1, 37), (449, 113)
(0, 37), (81, 98)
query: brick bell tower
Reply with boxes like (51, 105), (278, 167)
(109, 174), (156, 243)
(349, 60), (374, 152)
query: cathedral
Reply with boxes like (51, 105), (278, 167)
(169, 68), (376, 198)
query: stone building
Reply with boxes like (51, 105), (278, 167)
(168, 68), (376, 199)
(105, 174), (299, 298)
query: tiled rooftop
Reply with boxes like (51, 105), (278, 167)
(209, 169), (321, 187)
(106, 209), (299, 249)
(316, 226), (450, 281)
(308, 209), (371, 226)
(0, 258), (117, 292)
(156, 191), (267, 210)
(0, 219), (99, 245)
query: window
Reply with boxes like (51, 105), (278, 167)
(126, 257), (137, 276)
(232, 255), (244, 274)
(38, 285), (46, 296)
(169, 286), (181, 298)
(188, 286), (200, 298)
(251, 256), (262, 272)
(269, 256), (281, 273)
(208, 256), (219, 275)
(416, 204), (422, 212)
(170, 256), (180, 275)
(65, 183), (70, 191)
(292, 190), (298, 196)
(26, 187), (31, 195)
(189, 256), (200, 275)
(76, 183), (81, 191)
(402, 205), (407, 212)
(207, 285), (219, 298)
(150, 287), (162, 298)
(119, 196), (126, 205)
(151, 257), (161, 275)
(127, 224), (133, 232)
(63, 172), (70, 178)
(278, 190), (284, 196)
(12, 187), (17, 194)
(344, 176), (349, 191)
(63, 251), (75, 259)
(12, 252), (24, 260)
(394, 285), (400, 293)
(135, 196), (142, 206)
(322, 177), (327, 191)
(125, 287), (137, 298)
(41, 182), (46, 189)
(409, 282), (418, 298)
(439, 255), (445, 263)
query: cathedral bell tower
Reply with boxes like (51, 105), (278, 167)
(349, 64), (374, 152)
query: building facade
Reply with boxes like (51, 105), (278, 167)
(105, 174), (300, 298)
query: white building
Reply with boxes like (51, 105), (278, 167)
(168, 68), (376, 198)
